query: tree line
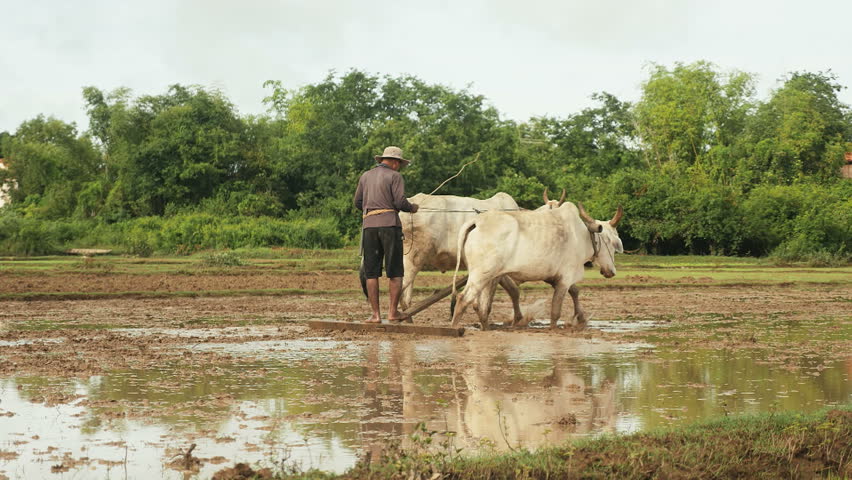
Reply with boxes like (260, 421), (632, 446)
(0, 61), (849, 262)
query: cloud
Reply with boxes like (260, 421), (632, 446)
(1, 0), (850, 132)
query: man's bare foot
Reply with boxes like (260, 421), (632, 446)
(365, 316), (381, 324)
(387, 314), (411, 323)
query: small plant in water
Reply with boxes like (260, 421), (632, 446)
(496, 401), (518, 451)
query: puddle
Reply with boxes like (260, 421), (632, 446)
(509, 319), (665, 333)
(114, 326), (279, 338)
(591, 319), (668, 333)
(1, 323), (849, 478)
(0, 384), (356, 479)
(0, 338), (63, 347)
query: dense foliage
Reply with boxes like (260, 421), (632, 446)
(0, 62), (849, 260)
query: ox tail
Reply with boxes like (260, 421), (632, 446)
(450, 218), (477, 320)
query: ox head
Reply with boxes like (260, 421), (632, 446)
(542, 187), (566, 210)
(577, 203), (624, 278)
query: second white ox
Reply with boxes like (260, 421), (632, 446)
(399, 192), (525, 323)
(450, 202), (624, 329)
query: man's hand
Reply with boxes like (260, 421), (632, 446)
(410, 203), (419, 213)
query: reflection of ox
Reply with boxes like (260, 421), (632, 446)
(451, 202), (623, 329)
(398, 192), (525, 323)
(458, 362), (617, 448)
(358, 336), (620, 457)
(409, 336), (619, 450)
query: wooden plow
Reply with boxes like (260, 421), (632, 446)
(307, 275), (469, 338)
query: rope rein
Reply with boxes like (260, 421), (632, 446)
(403, 153), (482, 255)
(587, 229), (615, 265)
(427, 153), (481, 196)
(416, 207), (523, 213)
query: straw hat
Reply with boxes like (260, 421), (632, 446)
(375, 146), (411, 165)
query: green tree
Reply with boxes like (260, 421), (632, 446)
(84, 85), (248, 217)
(263, 71), (519, 235)
(520, 92), (639, 186)
(737, 71), (850, 185)
(634, 61), (755, 168)
(0, 131), (11, 158)
(2, 116), (100, 218)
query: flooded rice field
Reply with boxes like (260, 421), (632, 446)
(0, 283), (850, 479)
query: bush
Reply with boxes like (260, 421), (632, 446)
(0, 214), (90, 256)
(109, 214), (345, 254)
(0, 215), (55, 255)
(592, 166), (748, 255)
(761, 182), (851, 263)
(124, 228), (155, 257)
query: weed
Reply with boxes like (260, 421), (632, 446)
(69, 256), (115, 273)
(200, 251), (244, 267)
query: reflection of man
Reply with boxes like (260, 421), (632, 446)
(359, 341), (415, 461)
(353, 146), (419, 323)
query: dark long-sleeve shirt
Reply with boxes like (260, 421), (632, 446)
(353, 164), (414, 228)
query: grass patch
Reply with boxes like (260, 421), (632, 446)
(265, 407), (852, 479)
(0, 288), (359, 302)
(200, 250), (245, 267)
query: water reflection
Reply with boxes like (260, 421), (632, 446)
(1, 330), (850, 478)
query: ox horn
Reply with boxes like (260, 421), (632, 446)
(557, 189), (566, 207)
(543, 187), (550, 205)
(577, 202), (602, 233)
(610, 205), (624, 227)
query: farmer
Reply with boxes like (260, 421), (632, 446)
(353, 146), (419, 323)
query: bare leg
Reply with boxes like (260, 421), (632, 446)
(388, 277), (405, 321)
(550, 282), (568, 329)
(366, 278), (381, 323)
(568, 284), (588, 328)
(498, 276), (523, 326)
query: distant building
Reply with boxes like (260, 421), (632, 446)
(843, 152), (852, 179)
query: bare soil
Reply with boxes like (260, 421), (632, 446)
(1, 269), (849, 479)
(0, 269), (769, 295)
(2, 281), (849, 383)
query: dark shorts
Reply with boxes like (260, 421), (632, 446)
(362, 227), (404, 279)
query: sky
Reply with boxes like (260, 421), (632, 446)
(2, 0), (851, 133)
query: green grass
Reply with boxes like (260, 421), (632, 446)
(0, 251), (849, 299)
(268, 407), (852, 479)
(0, 248), (361, 275)
(0, 288), (358, 302)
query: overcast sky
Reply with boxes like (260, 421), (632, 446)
(2, 0), (850, 133)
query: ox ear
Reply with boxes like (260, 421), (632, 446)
(610, 205), (624, 227)
(577, 203), (602, 233)
(557, 189), (566, 207)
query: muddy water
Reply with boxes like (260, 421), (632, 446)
(1, 321), (850, 479)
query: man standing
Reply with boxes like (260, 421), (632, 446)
(353, 146), (419, 323)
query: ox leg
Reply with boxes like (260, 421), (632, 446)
(400, 257), (419, 311)
(497, 276), (524, 327)
(568, 284), (588, 329)
(452, 275), (490, 328)
(550, 282), (568, 329)
(475, 280), (499, 331)
(451, 289), (474, 327)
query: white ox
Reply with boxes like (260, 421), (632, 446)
(450, 202), (624, 329)
(399, 192), (526, 323)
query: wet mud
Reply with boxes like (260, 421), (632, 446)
(0, 277), (849, 478)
